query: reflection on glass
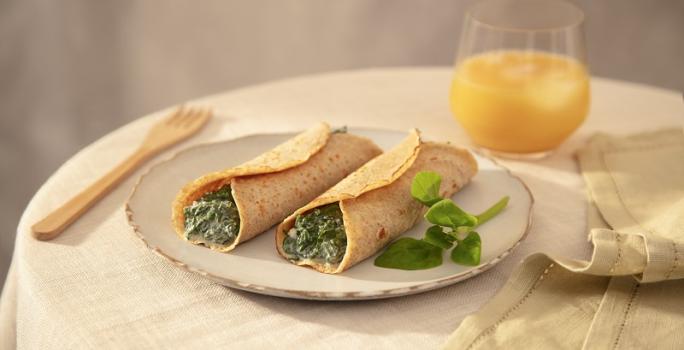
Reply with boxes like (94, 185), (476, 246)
(450, 0), (589, 158)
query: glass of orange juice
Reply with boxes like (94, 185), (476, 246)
(450, 0), (589, 159)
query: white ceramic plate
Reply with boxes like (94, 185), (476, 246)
(126, 128), (533, 300)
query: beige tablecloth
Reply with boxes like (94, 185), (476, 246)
(1, 68), (683, 349)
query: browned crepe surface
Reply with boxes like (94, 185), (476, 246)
(231, 133), (382, 246)
(277, 130), (478, 273)
(172, 123), (382, 252)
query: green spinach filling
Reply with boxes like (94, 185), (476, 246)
(283, 203), (347, 264)
(332, 126), (347, 134)
(183, 186), (240, 245)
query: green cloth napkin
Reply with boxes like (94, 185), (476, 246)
(445, 129), (684, 349)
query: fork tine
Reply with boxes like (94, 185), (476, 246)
(199, 108), (212, 122)
(195, 108), (213, 126)
(182, 107), (212, 128)
(178, 107), (201, 127)
(193, 107), (211, 121)
(165, 105), (186, 125)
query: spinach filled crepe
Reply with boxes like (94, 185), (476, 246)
(276, 129), (477, 274)
(172, 123), (382, 252)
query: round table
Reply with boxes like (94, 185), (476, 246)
(1, 68), (682, 349)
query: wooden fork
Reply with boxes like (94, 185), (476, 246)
(31, 106), (212, 240)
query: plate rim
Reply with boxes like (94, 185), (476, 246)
(125, 127), (535, 301)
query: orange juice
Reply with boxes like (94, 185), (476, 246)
(450, 51), (590, 153)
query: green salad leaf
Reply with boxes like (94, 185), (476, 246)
(450, 231), (482, 266)
(374, 170), (509, 270)
(373, 237), (442, 270)
(425, 199), (478, 228)
(423, 225), (454, 249)
(410, 171), (443, 207)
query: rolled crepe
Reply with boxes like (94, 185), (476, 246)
(276, 129), (478, 274)
(172, 123), (382, 252)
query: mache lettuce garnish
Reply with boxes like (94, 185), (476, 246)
(374, 171), (509, 270)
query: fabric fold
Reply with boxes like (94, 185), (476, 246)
(446, 128), (684, 349)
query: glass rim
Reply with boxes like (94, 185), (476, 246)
(465, 0), (585, 33)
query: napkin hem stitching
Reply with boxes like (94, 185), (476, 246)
(465, 262), (556, 350)
(665, 242), (678, 280)
(609, 232), (623, 274)
(612, 282), (640, 349)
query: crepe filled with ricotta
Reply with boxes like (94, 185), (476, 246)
(172, 123), (382, 252)
(276, 129), (478, 274)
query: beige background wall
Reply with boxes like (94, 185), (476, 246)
(1, 0), (683, 285)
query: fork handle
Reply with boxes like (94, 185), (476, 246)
(31, 147), (153, 240)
